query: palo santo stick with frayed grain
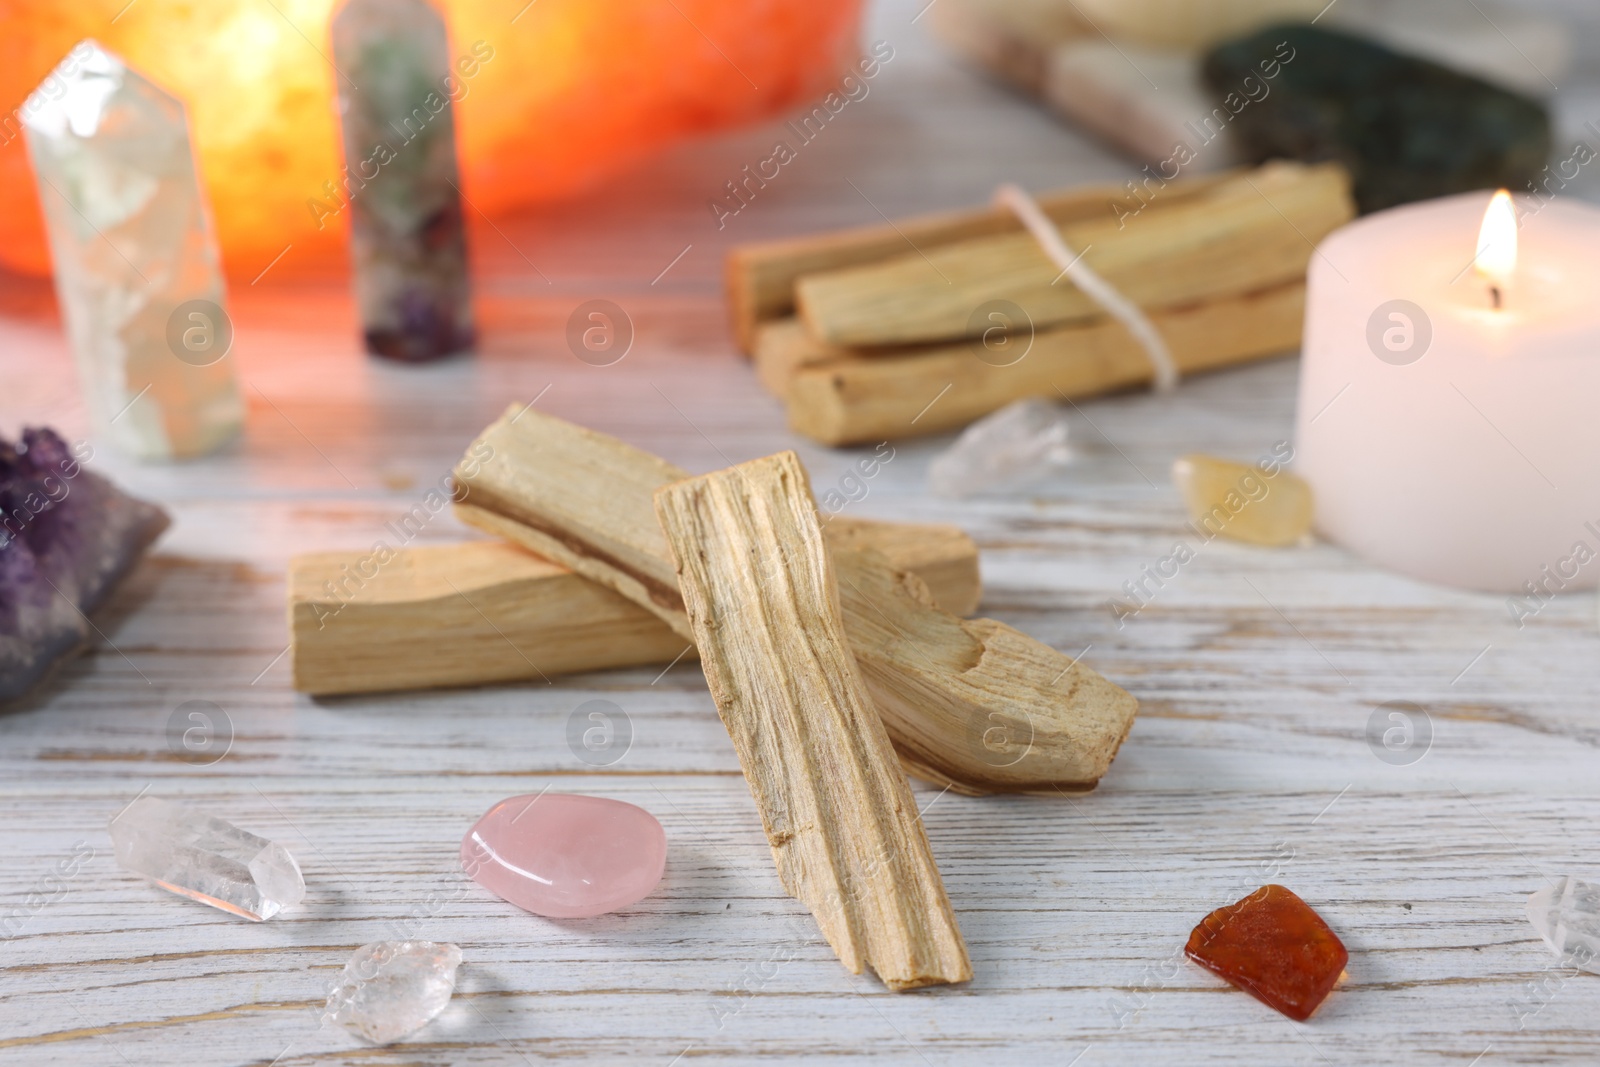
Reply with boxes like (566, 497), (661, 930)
(654, 451), (971, 990)
(794, 161), (1350, 348)
(287, 519), (981, 696)
(786, 279), (1305, 446)
(725, 171), (1235, 353)
(453, 406), (1137, 795)
(831, 546), (1135, 794)
(823, 515), (981, 619)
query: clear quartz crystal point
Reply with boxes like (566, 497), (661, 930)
(108, 797), (304, 920)
(325, 941), (463, 1045)
(928, 398), (1072, 498)
(20, 41), (243, 461)
(1526, 876), (1600, 973)
(331, 0), (475, 362)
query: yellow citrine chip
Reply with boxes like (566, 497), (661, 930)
(1171, 453), (1312, 547)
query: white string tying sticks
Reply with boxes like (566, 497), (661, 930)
(993, 182), (1179, 394)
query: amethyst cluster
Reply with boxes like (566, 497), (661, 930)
(1, 428), (168, 703)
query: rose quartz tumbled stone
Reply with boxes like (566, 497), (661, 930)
(461, 794), (666, 919)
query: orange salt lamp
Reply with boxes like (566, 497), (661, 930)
(0, 0), (862, 278)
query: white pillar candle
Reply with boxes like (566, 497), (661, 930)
(1295, 190), (1600, 595)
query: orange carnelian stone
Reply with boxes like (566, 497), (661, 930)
(0, 0), (863, 278)
(1185, 884), (1348, 1021)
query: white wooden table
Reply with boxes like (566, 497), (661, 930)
(3, 2), (1598, 1063)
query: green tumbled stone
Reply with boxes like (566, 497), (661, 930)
(1203, 25), (1551, 214)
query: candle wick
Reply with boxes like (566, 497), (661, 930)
(1490, 285), (1502, 311)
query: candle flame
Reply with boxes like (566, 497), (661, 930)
(1475, 189), (1517, 292)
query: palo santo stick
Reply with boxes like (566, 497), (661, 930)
(751, 318), (941, 398)
(288, 541), (688, 695)
(725, 171), (1234, 353)
(654, 451), (971, 990)
(822, 516), (981, 620)
(754, 318), (832, 397)
(787, 279), (1305, 446)
(287, 519), (982, 695)
(794, 161), (1351, 348)
(832, 547), (1135, 795)
(454, 407), (1137, 795)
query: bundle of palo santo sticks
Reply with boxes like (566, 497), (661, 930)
(289, 408), (1141, 990)
(727, 160), (1355, 444)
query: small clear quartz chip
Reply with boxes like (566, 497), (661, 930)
(325, 941), (463, 1045)
(108, 796), (304, 920)
(928, 398), (1072, 498)
(1527, 876), (1600, 973)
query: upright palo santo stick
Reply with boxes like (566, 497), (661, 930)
(655, 451), (971, 990)
(454, 406), (1137, 795)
